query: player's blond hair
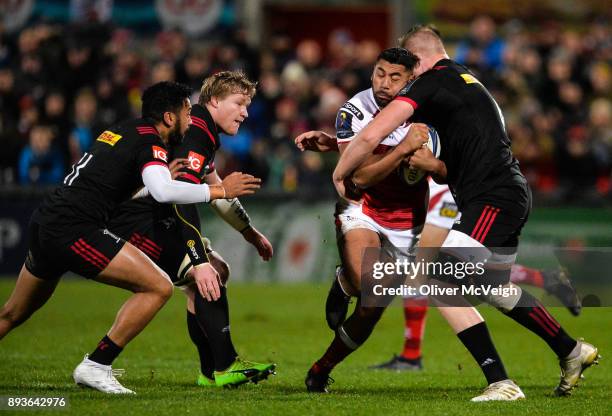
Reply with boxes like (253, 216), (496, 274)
(199, 71), (256, 105)
(398, 24), (446, 55)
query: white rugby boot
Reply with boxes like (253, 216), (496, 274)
(555, 340), (600, 396)
(73, 355), (135, 394)
(471, 379), (525, 402)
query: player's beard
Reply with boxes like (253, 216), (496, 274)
(168, 122), (184, 145)
(373, 92), (392, 108)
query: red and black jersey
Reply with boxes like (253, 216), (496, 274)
(33, 118), (168, 228)
(109, 104), (221, 268)
(173, 103), (220, 183)
(396, 59), (527, 210)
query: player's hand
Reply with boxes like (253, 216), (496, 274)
(295, 130), (338, 153)
(242, 226), (273, 261)
(410, 147), (447, 179)
(169, 158), (189, 179)
(398, 123), (429, 156)
(190, 263), (221, 301)
(221, 172), (261, 198)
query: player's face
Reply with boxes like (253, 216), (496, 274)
(168, 98), (192, 145)
(215, 93), (251, 136)
(371, 59), (413, 107)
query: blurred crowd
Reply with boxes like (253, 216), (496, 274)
(0, 16), (610, 202)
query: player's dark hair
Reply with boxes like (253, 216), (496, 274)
(377, 47), (420, 71)
(141, 81), (192, 123)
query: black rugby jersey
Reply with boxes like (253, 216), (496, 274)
(109, 104), (220, 266)
(396, 59), (526, 208)
(33, 118), (169, 227)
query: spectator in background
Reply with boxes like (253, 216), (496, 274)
(456, 15), (506, 84)
(18, 124), (64, 185)
(95, 75), (132, 126)
(69, 88), (100, 164)
(41, 90), (70, 150)
(150, 60), (176, 84)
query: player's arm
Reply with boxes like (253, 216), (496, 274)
(172, 173), (222, 300)
(137, 137), (259, 203)
(142, 165), (260, 203)
(206, 170), (273, 261)
(410, 146), (448, 183)
(333, 100), (419, 195)
(295, 130), (338, 153)
(351, 123), (430, 188)
(335, 75), (438, 196)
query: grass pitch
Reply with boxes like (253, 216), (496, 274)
(0, 280), (609, 415)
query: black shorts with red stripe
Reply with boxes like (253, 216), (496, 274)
(24, 220), (126, 280)
(107, 207), (193, 284)
(452, 183), (531, 250)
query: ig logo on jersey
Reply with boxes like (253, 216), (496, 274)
(152, 146), (168, 162)
(187, 151), (205, 173)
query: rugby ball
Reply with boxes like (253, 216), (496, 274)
(400, 125), (441, 185)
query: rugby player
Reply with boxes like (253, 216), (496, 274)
(332, 25), (599, 399)
(371, 177), (582, 371)
(0, 81), (261, 394)
(109, 71), (276, 388)
(297, 48), (511, 400)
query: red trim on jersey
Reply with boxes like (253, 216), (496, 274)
(191, 116), (217, 146)
(178, 173), (201, 184)
(395, 96), (418, 109)
(141, 161), (168, 172)
(476, 207), (500, 243)
(428, 188), (448, 212)
(136, 126), (160, 137)
(433, 65), (447, 70)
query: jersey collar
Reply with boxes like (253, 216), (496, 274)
(191, 104), (220, 150)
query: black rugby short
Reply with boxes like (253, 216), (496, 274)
(24, 220), (126, 280)
(452, 183), (531, 250)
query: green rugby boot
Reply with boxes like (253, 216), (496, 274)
(214, 357), (276, 388)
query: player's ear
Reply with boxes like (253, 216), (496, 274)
(163, 111), (175, 127)
(210, 96), (219, 109)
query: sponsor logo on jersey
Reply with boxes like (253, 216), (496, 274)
(96, 130), (122, 146)
(439, 202), (459, 218)
(336, 110), (355, 140)
(461, 73), (481, 84)
(187, 151), (205, 173)
(341, 101), (364, 120)
(152, 146), (168, 162)
(187, 239), (199, 260)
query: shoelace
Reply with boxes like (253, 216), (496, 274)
(106, 369), (127, 390)
(108, 368), (125, 378)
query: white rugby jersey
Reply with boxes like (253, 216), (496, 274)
(335, 88), (428, 230)
(427, 177), (460, 229)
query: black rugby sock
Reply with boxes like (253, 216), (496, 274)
(314, 306), (384, 373)
(457, 322), (508, 384)
(503, 291), (577, 358)
(194, 287), (238, 371)
(89, 335), (123, 366)
(186, 310), (215, 378)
